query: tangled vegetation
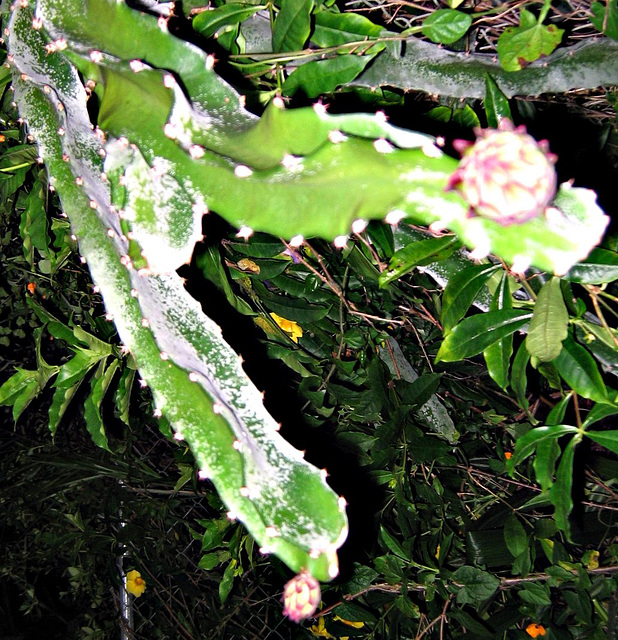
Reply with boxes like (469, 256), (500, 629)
(1, 1), (618, 638)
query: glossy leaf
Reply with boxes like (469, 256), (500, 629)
(441, 264), (501, 334)
(507, 424), (578, 471)
(379, 235), (461, 287)
(192, 4), (266, 39)
(273, 0), (314, 52)
(497, 8), (564, 72)
(563, 247), (618, 284)
(525, 277), (568, 362)
(421, 9), (472, 45)
(554, 336), (609, 404)
(436, 309), (531, 363)
(503, 515), (527, 558)
(450, 566), (500, 606)
(552, 435), (581, 537)
(483, 273), (513, 390)
(585, 430), (618, 456)
(311, 9), (383, 47)
(591, 0), (618, 41)
(484, 75), (512, 129)
(510, 341), (531, 412)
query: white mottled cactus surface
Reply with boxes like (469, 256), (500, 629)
(4, 0), (610, 581)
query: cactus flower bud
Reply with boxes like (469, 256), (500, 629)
(447, 121), (557, 225)
(282, 570), (321, 623)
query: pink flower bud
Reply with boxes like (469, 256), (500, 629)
(447, 121), (557, 225)
(282, 570), (321, 623)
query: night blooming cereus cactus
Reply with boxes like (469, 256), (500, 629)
(447, 121), (557, 225)
(2, 0), (612, 618)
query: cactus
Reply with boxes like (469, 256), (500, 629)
(4, 0), (610, 581)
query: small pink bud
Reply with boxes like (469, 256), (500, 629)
(282, 570), (321, 623)
(448, 121), (557, 225)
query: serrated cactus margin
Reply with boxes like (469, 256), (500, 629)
(6, 1), (347, 582)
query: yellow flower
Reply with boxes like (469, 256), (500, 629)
(270, 313), (303, 343)
(310, 617), (335, 638)
(525, 623), (546, 638)
(309, 616), (364, 640)
(125, 570), (146, 597)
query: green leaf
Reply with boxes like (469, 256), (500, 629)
(282, 53), (374, 97)
(273, 0), (315, 52)
(585, 430), (618, 456)
(484, 75), (512, 129)
(483, 273), (513, 390)
(451, 566), (500, 606)
(54, 349), (103, 389)
(422, 9), (472, 45)
(83, 358), (119, 451)
(436, 309), (531, 363)
(582, 402), (618, 429)
(518, 582), (552, 605)
(563, 247), (618, 284)
(192, 4), (265, 39)
(554, 336), (609, 404)
(254, 281), (331, 322)
(525, 277), (569, 362)
(591, 0), (618, 41)
(20, 178), (50, 268)
(219, 560), (237, 604)
(507, 424), (578, 471)
(510, 341), (531, 412)
(503, 515), (527, 558)
(114, 366), (135, 427)
(312, 9), (383, 47)
(399, 373), (443, 409)
(49, 381), (82, 436)
(380, 525), (407, 560)
(552, 435), (581, 538)
(497, 8), (564, 72)
(533, 436), (560, 492)
(379, 235), (461, 287)
(441, 264), (501, 334)
(198, 550), (230, 571)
